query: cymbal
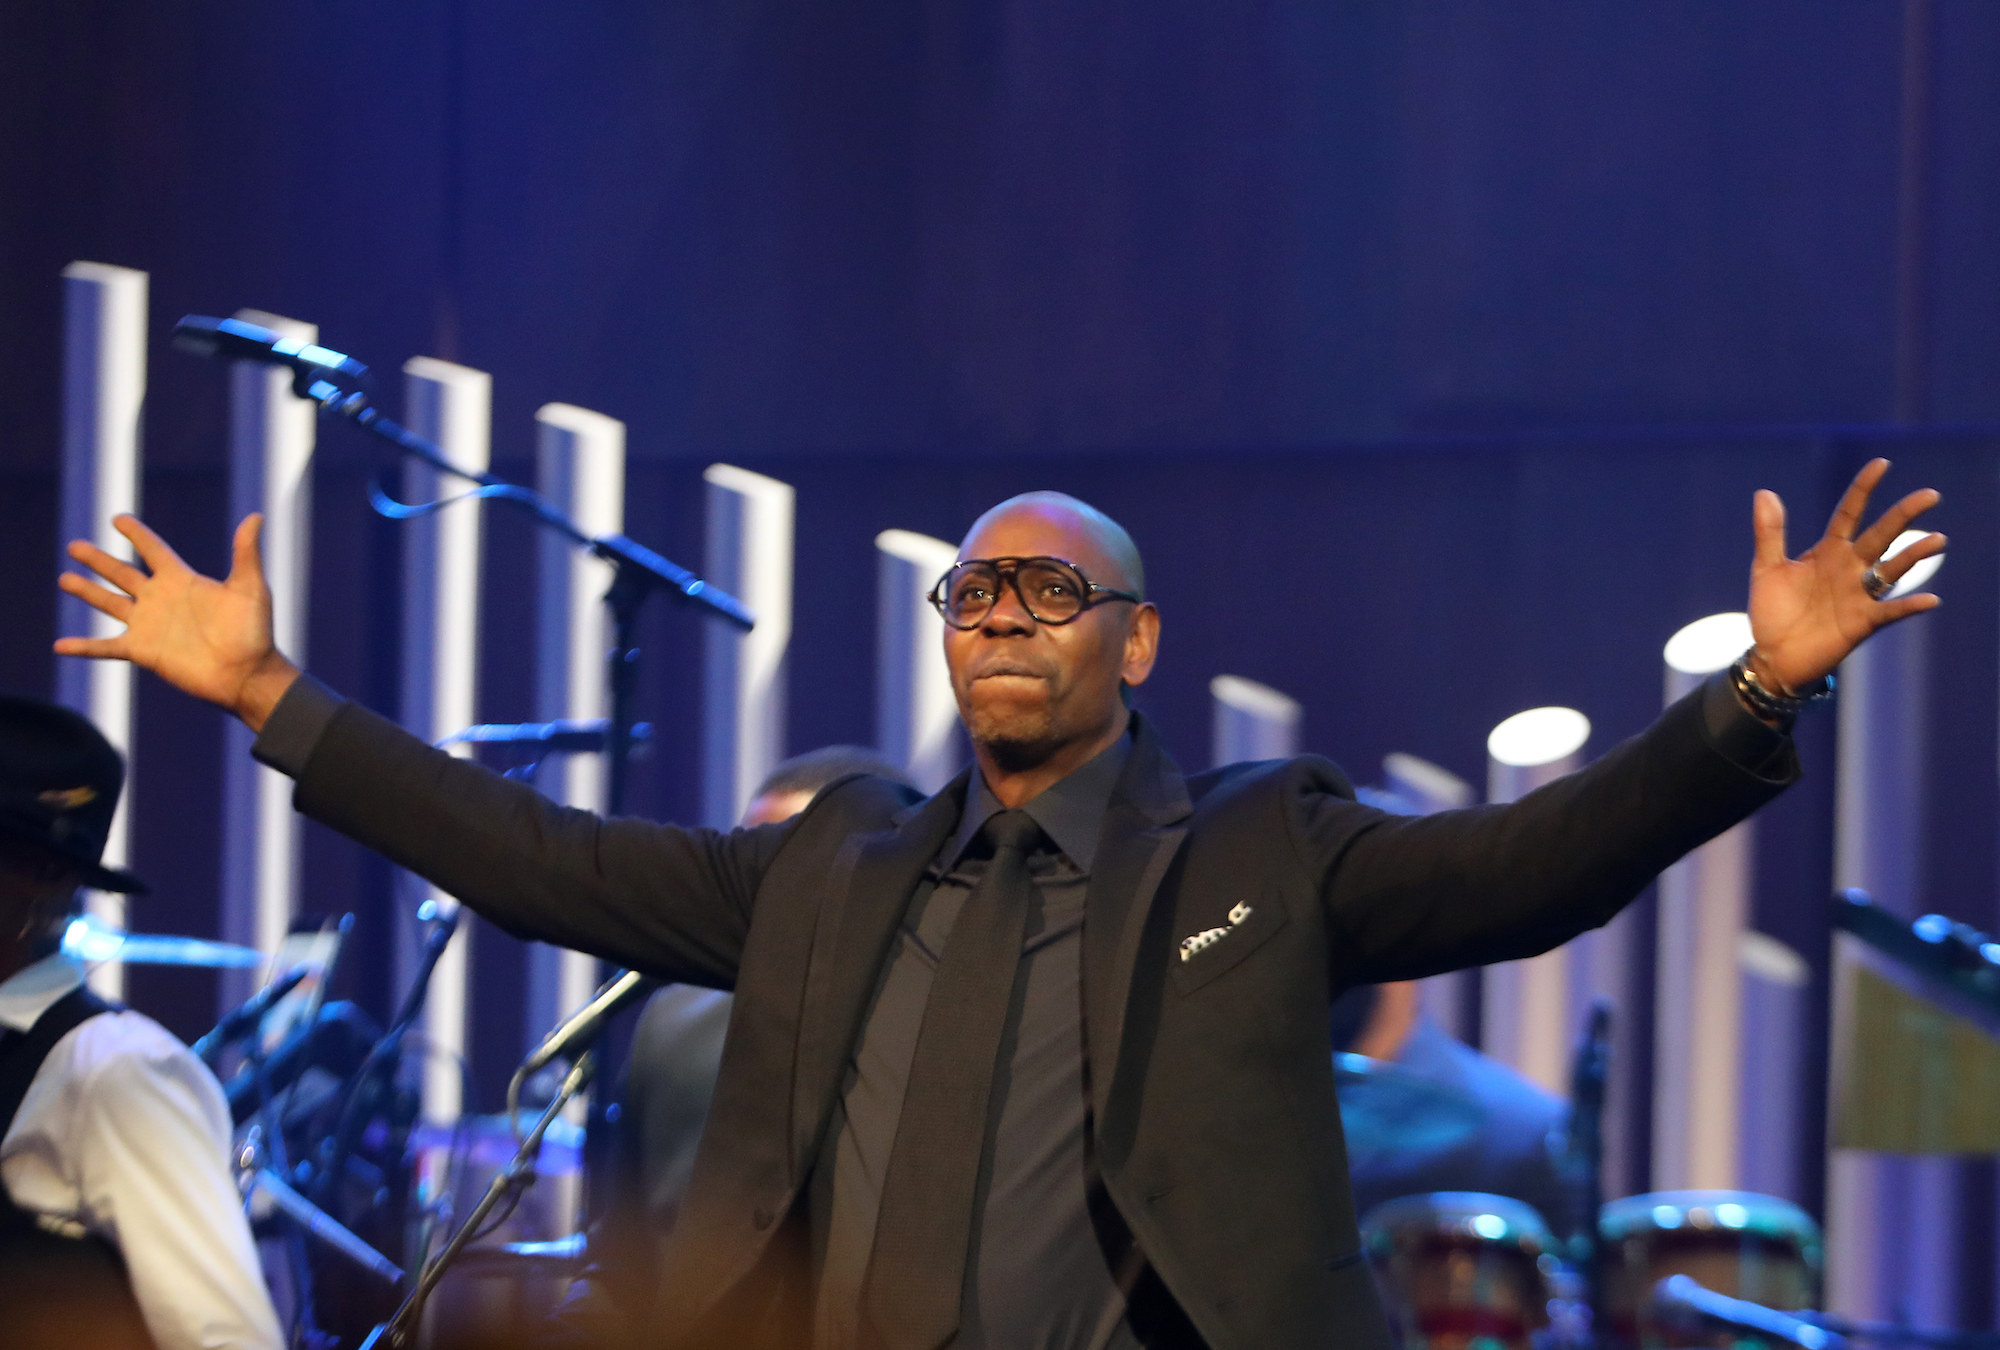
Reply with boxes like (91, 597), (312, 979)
(60, 913), (266, 969)
(1333, 1051), (1486, 1162)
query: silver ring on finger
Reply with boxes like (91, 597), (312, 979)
(1862, 564), (1892, 600)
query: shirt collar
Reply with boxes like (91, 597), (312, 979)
(0, 951), (87, 1034)
(946, 727), (1133, 873)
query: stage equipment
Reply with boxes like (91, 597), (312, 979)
(59, 261), (148, 998)
(59, 910), (265, 968)
(1560, 1000), (1612, 1319)
(1599, 1190), (1820, 1346)
(220, 309), (317, 1012)
(362, 972), (617, 1350)
(1830, 891), (2000, 1154)
(517, 969), (653, 1082)
(702, 464), (795, 828)
(1826, 558), (1951, 1324)
(1209, 674), (1301, 765)
(1650, 1274), (1840, 1350)
(875, 529), (963, 792)
(1656, 612), (1809, 1202)
(1359, 1192), (1555, 1350)
(194, 964), (311, 1064)
(1652, 1274), (2000, 1350)
(1481, 706), (1600, 1095)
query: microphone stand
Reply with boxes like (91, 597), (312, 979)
(359, 1052), (594, 1350)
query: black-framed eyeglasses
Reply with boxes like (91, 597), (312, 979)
(927, 556), (1143, 630)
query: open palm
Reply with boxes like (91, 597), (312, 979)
(55, 513), (295, 725)
(1747, 459), (1943, 693)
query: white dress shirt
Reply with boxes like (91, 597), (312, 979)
(1, 953), (283, 1350)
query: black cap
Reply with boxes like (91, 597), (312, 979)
(0, 695), (147, 894)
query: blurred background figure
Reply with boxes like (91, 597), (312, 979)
(0, 694), (282, 1350)
(1331, 980), (1571, 1234)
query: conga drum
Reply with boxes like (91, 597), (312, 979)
(1598, 1190), (1821, 1348)
(1361, 1192), (1556, 1350)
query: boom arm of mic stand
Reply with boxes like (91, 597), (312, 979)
(360, 1052), (595, 1350)
(306, 381), (755, 631)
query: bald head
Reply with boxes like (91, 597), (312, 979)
(958, 492), (1145, 599)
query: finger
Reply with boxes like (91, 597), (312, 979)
(1752, 489), (1788, 570)
(1870, 591), (1941, 631)
(1825, 458), (1890, 542)
(52, 635), (129, 660)
(113, 513), (191, 577)
(65, 539), (148, 596)
(1854, 488), (1942, 561)
(228, 513), (266, 587)
(1873, 531), (1946, 585)
(56, 572), (135, 621)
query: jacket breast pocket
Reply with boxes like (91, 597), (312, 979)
(1169, 888), (1287, 995)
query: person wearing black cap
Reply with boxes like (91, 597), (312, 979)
(0, 695), (282, 1350)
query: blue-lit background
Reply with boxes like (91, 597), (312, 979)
(4, 0), (2000, 1320)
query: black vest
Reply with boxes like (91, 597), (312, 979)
(0, 985), (156, 1350)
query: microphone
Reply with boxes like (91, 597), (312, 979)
(193, 964), (313, 1065)
(520, 969), (652, 1076)
(1651, 1275), (1845, 1350)
(438, 719), (653, 754)
(225, 1001), (380, 1124)
(172, 315), (369, 384)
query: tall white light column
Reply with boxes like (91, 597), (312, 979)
(1654, 613), (1758, 1192)
(219, 310), (316, 1009)
(399, 357), (490, 1125)
(1825, 537), (1951, 1322)
(56, 262), (147, 998)
(702, 466), (794, 828)
(529, 404), (625, 1053)
(1210, 675), (1301, 765)
(875, 530), (962, 793)
(1481, 707), (1592, 1094)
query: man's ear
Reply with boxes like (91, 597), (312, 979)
(1120, 603), (1160, 688)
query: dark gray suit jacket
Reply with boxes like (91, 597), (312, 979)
(267, 679), (1793, 1349)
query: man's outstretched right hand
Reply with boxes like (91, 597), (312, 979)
(55, 513), (301, 733)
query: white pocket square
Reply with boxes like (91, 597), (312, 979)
(1179, 902), (1253, 962)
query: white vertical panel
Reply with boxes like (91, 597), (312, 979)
(702, 465), (794, 828)
(1209, 675), (1300, 766)
(1481, 747), (1585, 1093)
(57, 261), (146, 1000)
(1825, 621), (1954, 1321)
(400, 356), (490, 1125)
(1654, 622), (1756, 1192)
(875, 530), (962, 793)
(219, 310), (316, 1010)
(529, 404), (625, 1052)
(1737, 930), (1809, 1197)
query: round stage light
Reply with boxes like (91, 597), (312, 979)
(1881, 528), (1943, 599)
(1486, 707), (1590, 768)
(1663, 612), (1752, 676)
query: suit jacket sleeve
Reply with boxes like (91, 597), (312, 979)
(1293, 676), (1799, 986)
(258, 677), (786, 986)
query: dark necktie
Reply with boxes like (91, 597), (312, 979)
(863, 809), (1044, 1349)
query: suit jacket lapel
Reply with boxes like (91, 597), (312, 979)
(790, 773), (968, 1168)
(1083, 715), (1192, 1126)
